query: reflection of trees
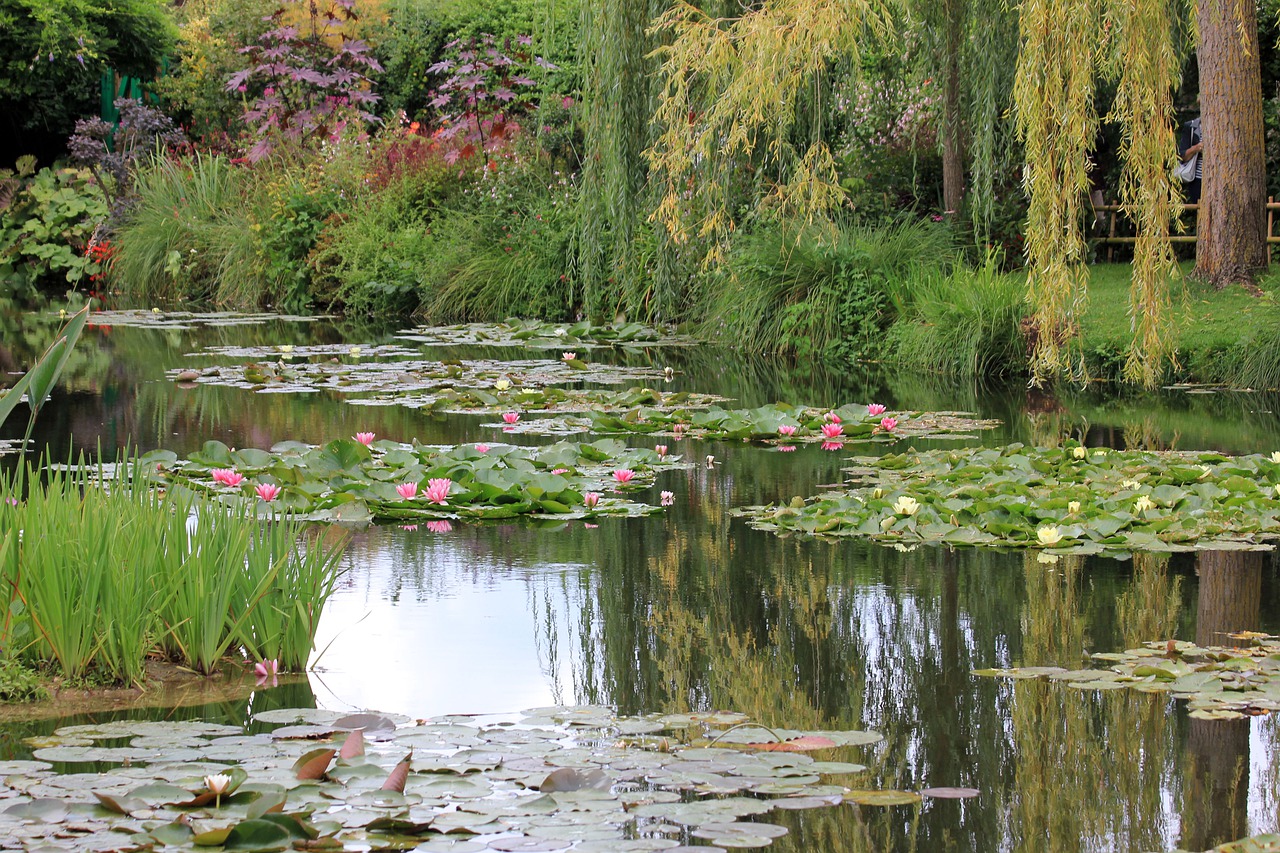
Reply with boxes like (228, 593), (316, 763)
(1116, 553), (1182, 648)
(1179, 550), (1263, 851)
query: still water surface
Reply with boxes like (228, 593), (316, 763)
(4, 305), (1280, 851)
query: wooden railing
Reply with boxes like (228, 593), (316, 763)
(1093, 198), (1280, 261)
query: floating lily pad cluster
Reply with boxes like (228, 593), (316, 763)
(87, 311), (322, 329)
(735, 444), (1280, 554)
(168, 358), (671, 396)
(0, 705), (981, 852)
(348, 386), (729, 416)
(144, 437), (690, 523)
(976, 633), (1280, 721)
(394, 319), (697, 349)
(505, 403), (1000, 444)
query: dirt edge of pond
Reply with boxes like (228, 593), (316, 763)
(0, 660), (290, 722)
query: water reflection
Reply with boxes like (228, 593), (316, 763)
(6, 308), (1280, 850)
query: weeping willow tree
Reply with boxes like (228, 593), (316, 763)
(1104, 0), (1182, 388)
(645, 0), (894, 267)
(1013, 0), (1101, 385)
(577, 0), (686, 321)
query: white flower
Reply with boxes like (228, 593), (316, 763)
(1272, 451), (1280, 464)
(1274, 484), (1280, 499)
(553, 328), (566, 337)
(1121, 479), (1142, 490)
(893, 496), (920, 516)
(1200, 465), (1213, 478)
(278, 344), (294, 354)
(872, 488), (884, 499)
(1067, 501), (1081, 514)
(348, 346), (362, 356)
(205, 774), (231, 795)
(1134, 495), (1155, 513)
(1072, 446), (1087, 459)
(151, 307), (162, 314)
(494, 379), (511, 391)
(1036, 525), (1063, 546)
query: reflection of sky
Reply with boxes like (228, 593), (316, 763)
(309, 528), (592, 719)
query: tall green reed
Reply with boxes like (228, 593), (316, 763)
(0, 457), (348, 686)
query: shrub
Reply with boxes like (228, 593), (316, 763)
(0, 159), (110, 295)
(707, 219), (955, 360)
(0, 0), (175, 163)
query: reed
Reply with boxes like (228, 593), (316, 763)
(0, 457), (348, 687)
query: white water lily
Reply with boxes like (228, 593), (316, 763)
(1067, 500), (1081, 514)
(278, 344), (294, 354)
(553, 328), (566, 336)
(1072, 446), (1087, 459)
(1201, 465), (1214, 478)
(1120, 479), (1142, 490)
(494, 379), (511, 391)
(348, 346), (362, 356)
(1272, 451), (1280, 464)
(1134, 495), (1155, 513)
(1274, 484), (1280, 499)
(893, 495), (920, 516)
(1036, 525), (1063, 546)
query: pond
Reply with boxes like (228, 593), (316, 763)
(3, 303), (1280, 852)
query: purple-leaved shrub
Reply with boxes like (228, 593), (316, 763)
(227, 0), (382, 161)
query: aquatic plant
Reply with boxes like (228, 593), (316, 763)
(0, 457), (346, 684)
(0, 305), (89, 456)
(144, 436), (691, 522)
(736, 443), (1280, 554)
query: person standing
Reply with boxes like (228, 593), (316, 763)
(1179, 116), (1203, 203)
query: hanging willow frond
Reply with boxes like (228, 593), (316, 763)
(645, 0), (894, 263)
(1013, 0), (1101, 386)
(1104, 0), (1181, 389)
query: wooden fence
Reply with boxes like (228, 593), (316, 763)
(1093, 198), (1280, 262)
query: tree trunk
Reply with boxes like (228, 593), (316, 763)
(941, 0), (965, 214)
(1179, 550), (1261, 850)
(1194, 0), (1268, 284)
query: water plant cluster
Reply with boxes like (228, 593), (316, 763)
(0, 462), (345, 685)
(349, 385), (728, 416)
(976, 633), (1280, 722)
(395, 319), (697, 349)
(0, 704), (946, 852)
(146, 437), (691, 522)
(736, 444), (1280, 554)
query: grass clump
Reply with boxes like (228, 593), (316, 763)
(0, 459), (347, 689)
(884, 256), (1027, 378)
(706, 219), (955, 360)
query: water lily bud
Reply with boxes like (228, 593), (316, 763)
(1067, 500), (1081, 514)
(205, 774), (231, 795)
(1072, 446), (1087, 459)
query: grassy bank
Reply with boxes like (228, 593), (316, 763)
(886, 261), (1280, 388)
(1078, 263), (1280, 387)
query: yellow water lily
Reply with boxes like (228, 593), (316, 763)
(1036, 525), (1063, 546)
(893, 495), (920, 516)
(1134, 495), (1155, 513)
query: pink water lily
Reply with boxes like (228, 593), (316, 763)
(502, 411), (520, 424)
(254, 659), (278, 678)
(660, 490), (675, 506)
(551, 468), (569, 475)
(824, 412), (841, 424)
(354, 432), (375, 446)
(401, 524), (419, 531)
(426, 478), (451, 505)
(562, 352), (577, 361)
(655, 444), (668, 458)
(778, 425), (797, 437)
(583, 492), (601, 508)
(426, 520), (453, 534)
(672, 424), (684, 438)
(821, 441), (844, 451)
(612, 469), (636, 484)
(212, 469), (244, 487)
(779, 445), (797, 452)
(475, 443), (490, 453)
(867, 403), (886, 416)
(880, 417), (898, 432)
(396, 482), (419, 499)
(255, 483), (281, 502)
(821, 422), (843, 439)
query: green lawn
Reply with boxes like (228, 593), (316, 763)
(1076, 262), (1280, 386)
